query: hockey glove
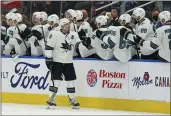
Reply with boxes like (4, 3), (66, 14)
(134, 35), (145, 46)
(82, 37), (93, 50)
(19, 27), (31, 40)
(32, 30), (43, 40)
(96, 29), (104, 39)
(45, 58), (53, 70)
(120, 27), (128, 36)
(78, 29), (86, 40)
(1, 33), (10, 44)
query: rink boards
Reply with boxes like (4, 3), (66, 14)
(1, 56), (170, 114)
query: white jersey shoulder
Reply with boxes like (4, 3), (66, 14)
(135, 18), (155, 40)
(17, 24), (27, 31)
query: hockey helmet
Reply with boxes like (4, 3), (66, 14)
(159, 11), (170, 24)
(95, 15), (107, 26)
(119, 14), (131, 25)
(132, 7), (146, 21)
(48, 14), (59, 25)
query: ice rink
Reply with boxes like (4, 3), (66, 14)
(1, 103), (168, 115)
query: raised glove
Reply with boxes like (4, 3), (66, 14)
(78, 29), (86, 40)
(134, 35), (144, 45)
(19, 27), (31, 40)
(32, 30), (43, 40)
(82, 37), (93, 50)
(96, 29), (104, 39)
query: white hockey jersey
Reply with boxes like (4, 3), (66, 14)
(135, 18), (155, 40)
(101, 26), (137, 62)
(76, 22), (95, 57)
(7, 24), (27, 39)
(27, 25), (44, 56)
(141, 25), (171, 62)
(6, 26), (16, 38)
(46, 30), (80, 63)
(135, 18), (157, 55)
(31, 24), (48, 54)
(91, 27), (114, 60)
(4, 24), (28, 56)
(77, 22), (93, 37)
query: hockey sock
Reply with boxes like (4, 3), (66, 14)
(48, 80), (61, 102)
(66, 80), (76, 99)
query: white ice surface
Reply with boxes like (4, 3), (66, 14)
(1, 103), (168, 115)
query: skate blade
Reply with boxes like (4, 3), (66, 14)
(47, 105), (56, 110)
(72, 106), (80, 109)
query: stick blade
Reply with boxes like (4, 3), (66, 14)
(8, 8), (17, 13)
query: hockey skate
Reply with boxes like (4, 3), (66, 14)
(46, 100), (56, 110)
(46, 93), (56, 110)
(68, 96), (80, 109)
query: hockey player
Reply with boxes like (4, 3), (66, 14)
(74, 10), (96, 58)
(27, 12), (44, 56)
(134, 11), (171, 62)
(132, 7), (157, 59)
(41, 11), (51, 40)
(47, 14), (59, 31)
(30, 12), (49, 55)
(112, 14), (137, 62)
(5, 12), (15, 28)
(5, 13), (16, 38)
(32, 12), (41, 25)
(1, 13), (14, 55)
(45, 18), (80, 109)
(65, 9), (77, 32)
(91, 15), (114, 60)
(4, 13), (28, 56)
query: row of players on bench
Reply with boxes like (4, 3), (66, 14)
(1, 8), (171, 62)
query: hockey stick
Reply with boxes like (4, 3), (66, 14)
(8, 8), (17, 13)
(16, 26), (30, 56)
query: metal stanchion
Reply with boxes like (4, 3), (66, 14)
(60, 1), (63, 19)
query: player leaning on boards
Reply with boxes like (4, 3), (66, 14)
(45, 18), (80, 109)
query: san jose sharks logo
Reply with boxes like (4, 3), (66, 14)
(60, 40), (72, 52)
